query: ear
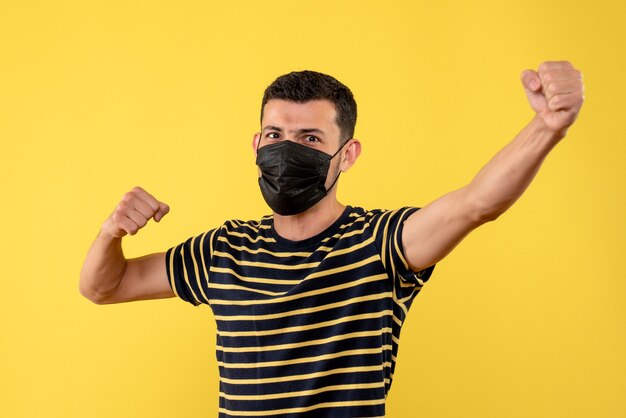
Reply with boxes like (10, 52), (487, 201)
(252, 132), (261, 156)
(339, 139), (362, 172)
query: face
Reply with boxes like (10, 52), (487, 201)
(253, 99), (360, 190)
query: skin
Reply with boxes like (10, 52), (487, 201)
(79, 60), (584, 304)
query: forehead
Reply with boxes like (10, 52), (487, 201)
(262, 99), (339, 132)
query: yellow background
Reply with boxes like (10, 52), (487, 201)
(1, 0), (624, 417)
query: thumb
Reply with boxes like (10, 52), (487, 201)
(154, 202), (170, 222)
(521, 69), (547, 114)
(521, 69), (541, 92)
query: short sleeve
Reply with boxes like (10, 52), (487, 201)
(165, 228), (218, 307)
(371, 207), (436, 292)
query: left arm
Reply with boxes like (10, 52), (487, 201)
(402, 61), (584, 272)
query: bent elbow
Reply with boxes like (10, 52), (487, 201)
(481, 210), (502, 223)
(79, 282), (108, 305)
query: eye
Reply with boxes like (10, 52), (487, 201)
(266, 132), (280, 140)
(305, 135), (320, 142)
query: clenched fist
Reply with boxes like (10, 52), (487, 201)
(521, 61), (584, 135)
(102, 186), (170, 238)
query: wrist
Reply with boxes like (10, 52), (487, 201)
(532, 114), (568, 142)
(99, 219), (124, 242)
(530, 115), (567, 155)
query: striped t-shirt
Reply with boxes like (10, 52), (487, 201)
(165, 205), (436, 418)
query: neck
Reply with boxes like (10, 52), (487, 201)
(272, 195), (346, 242)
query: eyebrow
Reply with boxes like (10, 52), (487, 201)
(262, 125), (326, 136)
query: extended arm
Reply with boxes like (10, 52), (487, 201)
(402, 61), (584, 272)
(79, 187), (174, 304)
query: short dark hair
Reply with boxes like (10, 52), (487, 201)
(260, 70), (357, 144)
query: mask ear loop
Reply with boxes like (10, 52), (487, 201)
(330, 138), (350, 159)
(325, 139), (351, 192)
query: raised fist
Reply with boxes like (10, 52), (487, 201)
(102, 186), (170, 238)
(521, 61), (584, 135)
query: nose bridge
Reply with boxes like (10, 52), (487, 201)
(259, 138), (295, 152)
(259, 129), (299, 149)
(282, 123), (300, 142)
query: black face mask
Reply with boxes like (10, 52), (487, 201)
(256, 140), (348, 216)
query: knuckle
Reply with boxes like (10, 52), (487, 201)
(116, 202), (128, 213)
(547, 83), (558, 95)
(112, 212), (124, 224)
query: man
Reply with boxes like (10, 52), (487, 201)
(79, 62), (584, 417)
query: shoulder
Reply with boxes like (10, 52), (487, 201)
(344, 206), (386, 226)
(341, 206), (390, 235)
(350, 206), (422, 231)
(218, 216), (270, 232)
(348, 206), (418, 221)
(213, 215), (275, 246)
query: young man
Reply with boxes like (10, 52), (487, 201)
(80, 62), (584, 417)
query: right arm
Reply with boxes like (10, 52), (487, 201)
(79, 187), (174, 304)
